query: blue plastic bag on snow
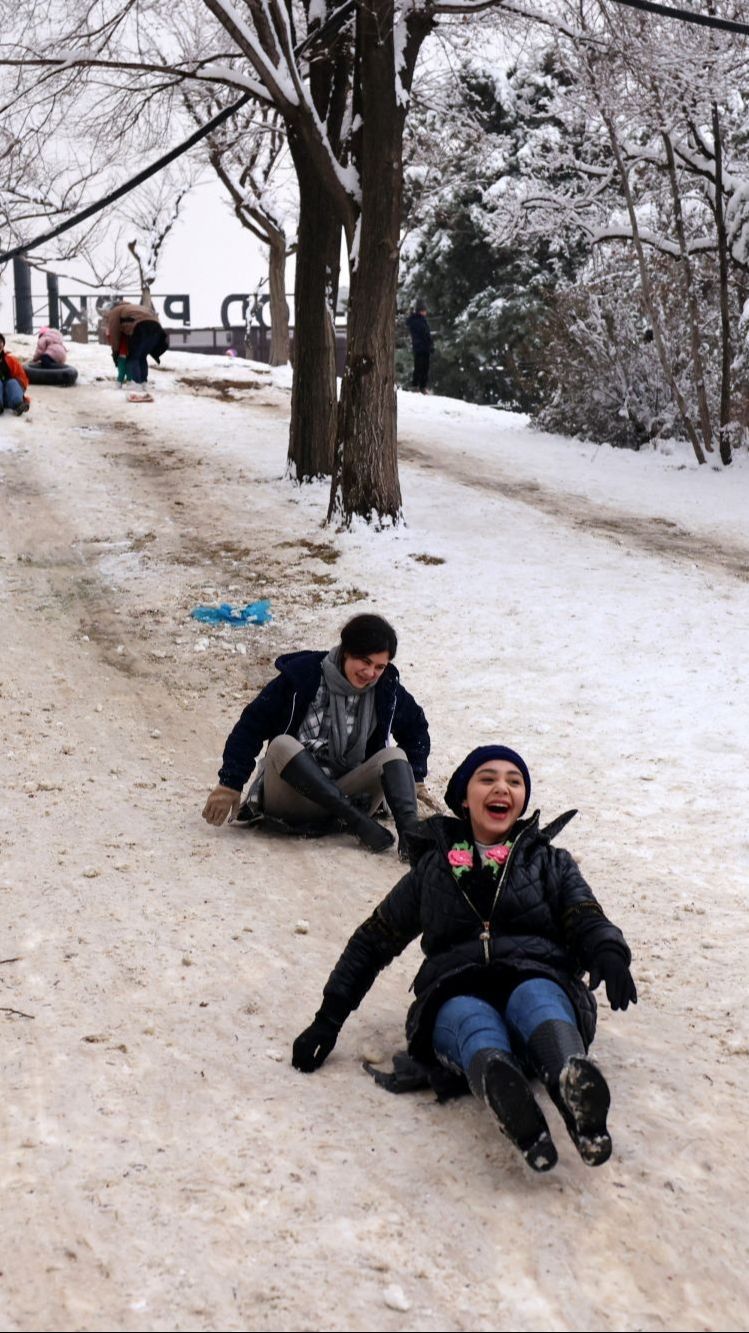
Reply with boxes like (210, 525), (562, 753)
(190, 599), (272, 626)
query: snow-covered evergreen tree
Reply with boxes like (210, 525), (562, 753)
(399, 49), (587, 409)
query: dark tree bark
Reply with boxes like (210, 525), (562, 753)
(328, 1), (431, 525)
(286, 144), (341, 480)
(661, 129), (714, 457)
(267, 230), (291, 367)
(710, 102), (733, 466)
(285, 25), (350, 481)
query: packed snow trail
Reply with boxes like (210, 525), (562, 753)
(1, 345), (747, 1332)
(398, 438), (749, 583)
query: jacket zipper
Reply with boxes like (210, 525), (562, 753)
(456, 818), (536, 963)
(284, 691), (297, 735)
(386, 693), (396, 745)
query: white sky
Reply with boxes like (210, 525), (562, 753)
(0, 178), (280, 335)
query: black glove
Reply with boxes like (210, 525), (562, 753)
(589, 949), (637, 1011)
(292, 1012), (341, 1072)
(111, 350), (119, 366)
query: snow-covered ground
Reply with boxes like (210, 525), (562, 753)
(1, 338), (747, 1332)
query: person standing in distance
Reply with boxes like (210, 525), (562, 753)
(406, 300), (434, 395)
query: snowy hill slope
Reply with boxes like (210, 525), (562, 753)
(0, 341), (746, 1332)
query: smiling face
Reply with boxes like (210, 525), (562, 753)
(342, 649), (390, 689)
(463, 761), (527, 844)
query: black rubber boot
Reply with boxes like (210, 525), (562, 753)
(466, 1049), (558, 1173)
(279, 749), (394, 852)
(527, 1019), (612, 1167)
(381, 759), (421, 862)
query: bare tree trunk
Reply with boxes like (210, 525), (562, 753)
(599, 106), (706, 464)
(286, 145), (340, 481)
(267, 232), (290, 366)
(127, 240), (156, 310)
(711, 102), (733, 466)
(285, 23), (350, 483)
(328, 0), (403, 526)
(661, 129), (713, 455)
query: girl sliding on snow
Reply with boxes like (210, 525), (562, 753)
(202, 614), (432, 858)
(292, 745), (636, 1171)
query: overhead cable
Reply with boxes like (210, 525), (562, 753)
(0, 0), (357, 263)
(607, 0), (749, 36)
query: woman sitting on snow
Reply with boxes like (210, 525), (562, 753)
(292, 745), (636, 1172)
(202, 614), (433, 858)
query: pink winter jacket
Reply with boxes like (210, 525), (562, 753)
(33, 328), (67, 365)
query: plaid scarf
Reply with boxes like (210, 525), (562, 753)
(297, 648), (377, 777)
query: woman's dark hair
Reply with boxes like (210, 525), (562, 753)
(340, 613), (397, 659)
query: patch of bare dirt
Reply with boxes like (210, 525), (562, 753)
(177, 374), (268, 399)
(277, 539), (341, 564)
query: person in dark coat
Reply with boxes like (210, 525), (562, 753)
(292, 745), (636, 1172)
(406, 301), (433, 394)
(202, 614), (434, 857)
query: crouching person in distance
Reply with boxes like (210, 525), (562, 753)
(202, 614), (433, 857)
(292, 745), (636, 1172)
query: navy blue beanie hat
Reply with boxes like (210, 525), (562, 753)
(444, 746), (531, 820)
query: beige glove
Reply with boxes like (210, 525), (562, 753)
(415, 782), (442, 816)
(202, 784), (241, 826)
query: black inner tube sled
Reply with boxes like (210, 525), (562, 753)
(24, 363), (78, 387)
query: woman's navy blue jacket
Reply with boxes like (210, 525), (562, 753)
(218, 650), (431, 791)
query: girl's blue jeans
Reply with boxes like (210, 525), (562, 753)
(1, 379), (24, 409)
(432, 978), (578, 1074)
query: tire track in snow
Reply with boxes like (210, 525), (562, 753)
(398, 439), (749, 583)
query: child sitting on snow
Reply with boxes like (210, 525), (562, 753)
(0, 334), (30, 415)
(30, 327), (67, 368)
(292, 745), (636, 1172)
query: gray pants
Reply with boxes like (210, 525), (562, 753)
(263, 734), (408, 823)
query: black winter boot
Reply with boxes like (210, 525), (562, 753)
(279, 749), (394, 852)
(381, 759), (421, 862)
(527, 1019), (612, 1166)
(466, 1049), (558, 1172)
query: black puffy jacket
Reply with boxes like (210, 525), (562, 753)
(319, 812), (631, 1063)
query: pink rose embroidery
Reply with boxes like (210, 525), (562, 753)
(485, 844), (510, 865)
(448, 849), (473, 868)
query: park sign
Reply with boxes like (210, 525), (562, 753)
(45, 292), (275, 333)
(56, 292), (192, 333)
